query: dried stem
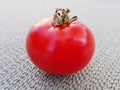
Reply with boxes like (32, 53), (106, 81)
(53, 8), (77, 26)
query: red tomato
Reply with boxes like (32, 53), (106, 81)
(26, 9), (95, 75)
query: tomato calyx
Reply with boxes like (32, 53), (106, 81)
(53, 8), (78, 27)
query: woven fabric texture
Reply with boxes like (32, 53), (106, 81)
(0, 0), (120, 90)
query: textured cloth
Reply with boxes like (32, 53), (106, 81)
(0, 0), (120, 90)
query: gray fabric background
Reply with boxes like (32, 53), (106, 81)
(0, 0), (120, 90)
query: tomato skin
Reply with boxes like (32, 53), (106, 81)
(26, 18), (95, 75)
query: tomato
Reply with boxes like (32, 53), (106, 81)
(26, 8), (95, 75)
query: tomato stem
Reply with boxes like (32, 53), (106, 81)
(53, 8), (77, 26)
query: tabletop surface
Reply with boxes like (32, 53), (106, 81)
(0, 0), (120, 90)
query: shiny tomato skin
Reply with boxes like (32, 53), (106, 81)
(26, 18), (95, 75)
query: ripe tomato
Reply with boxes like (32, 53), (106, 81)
(26, 8), (95, 75)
